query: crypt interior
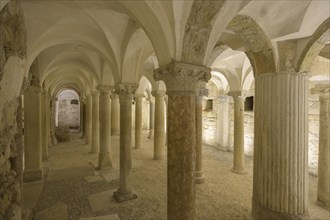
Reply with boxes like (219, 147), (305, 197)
(0, 0), (330, 220)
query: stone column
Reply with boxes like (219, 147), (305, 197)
(253, 72), (309, 219)
(97, 86), (113, 170)
(111, 93), (120, 135)
(23, 86), (43, 182)
(46, 95), (52, 147)
(86, 94), (92, 145)
(154, 62), (211, 220)
(312, 84), (330, 210)
(216, 95), (231, 150)
(152, 90), (166, 160)
(50, 98), (58, 146)
(113, 83), (138, 202)
(134, 94), (143, 149)
(148, 99), (154, 139)
(79, 97), (86, 138)
(41, 91), (48, 160)
(91, 92), (100, 153)
(229, 91), (246, 174)
(195, 88), (208, 184)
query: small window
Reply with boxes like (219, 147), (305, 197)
(245, 96), (253, 111)
(70, 99), (79, 105)
(205, 99), (213, 111)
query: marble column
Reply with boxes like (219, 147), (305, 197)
(111, 93), (120, 135)
(312, 84), (330, 210)
(134, 94), (143, 149)
(154, 62), (211, 220)
(113, 83), (138, 202)
(86, 94), (92, 145)
(148, 99), (154, 139)
(253, 72), (309, 220)
(229, 91), (246, 174)
(195, 88), (208, 184)
(152, 90), (166, 160)
(97, 86), (113, 170)
(216, 95), (231, 150)
(23, 86), (43, 182)
(41, 91), (48, 160)
(91, 92), (100, 153)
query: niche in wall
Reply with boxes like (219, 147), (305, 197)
(245, 96), (254, 111)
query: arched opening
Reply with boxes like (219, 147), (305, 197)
(55, 89), (81, 142)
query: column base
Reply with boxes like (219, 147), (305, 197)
(23, 169), (43, 182)
(98, 153), (113, 170)
(231, 168), (247, 175)
(316, 200), (330, 211)
(196, 170), (205, 184)
(252, 199), (309, 220)
(113, 190), (137, 203)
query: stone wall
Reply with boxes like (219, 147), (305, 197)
(0, 2), (27, 219)
(57, 99), (80, 129)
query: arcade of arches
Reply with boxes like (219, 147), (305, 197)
(0, 1), (329, 220)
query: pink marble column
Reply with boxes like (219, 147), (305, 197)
(154, 62), (211, 220)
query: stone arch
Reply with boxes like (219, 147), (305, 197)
(298, 18), (330, 73)
(226, 14), (276, 75)
(181, 0), (225, 65)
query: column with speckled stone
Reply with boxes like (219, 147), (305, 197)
(154, 62), (211, 220)
(114, 83), (138, 202)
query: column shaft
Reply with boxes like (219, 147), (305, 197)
(41, 92), (48, 160)
(135, 96), (143, 149)
(253, 72), (308, 219)
(317, 95), (330, 209)
(91, 92), (100, 153)
(148, 101), (154, 139)
(85, 95), (92, 145)
(195, 93), (205, 183)
(232, 94), (246, 174)
(50, 99), (57, 145)
(216, 96), (230, 150)
(111, 94), (120, 135)
(23, 87), (42, 182)
(98, 88), (113, 170)
(114, 84), (137, 202)
(153, 92), (165, 160)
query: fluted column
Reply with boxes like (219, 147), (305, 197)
(41, 91), (48, 160)
(85, 95), (92, 145)
(148, 99), (154, 139)
(134, 94), (143, 149)
(216, 95), (230, 150)
(152, 90), (166, 160)
(154, 62), (211, 220)
(113, 83), (138, 202)
(253, 72), (308, 220)
(111, 93), (120, 135)
(97, 85), (113, 170)
(312, 84), (330, 210)
(195, 88), (208, 184)
(91, 92), (100, 153)
(23, 86), (43, 182)
(229, 91), (247, 174)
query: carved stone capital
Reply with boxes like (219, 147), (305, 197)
(153, 62), (211, 95)
(228, 91), (249, 101)
(97, 85), (113, 95)
(151, 90), (166, 97)
(214, 95), (230, 104)
(115, 83), (137, 103)
(92, 91), (99, 97)
(196, 88), (208, 97)
(311, 83), (330, 100)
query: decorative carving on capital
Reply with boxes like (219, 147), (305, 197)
(115, 83), (137, 103)
(311, 83), (330, 100)
(151, 90), (166, 97)
(153, 61), (211, 95)
(196, 88), (208, 97)
(97, 85), (113, 95)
